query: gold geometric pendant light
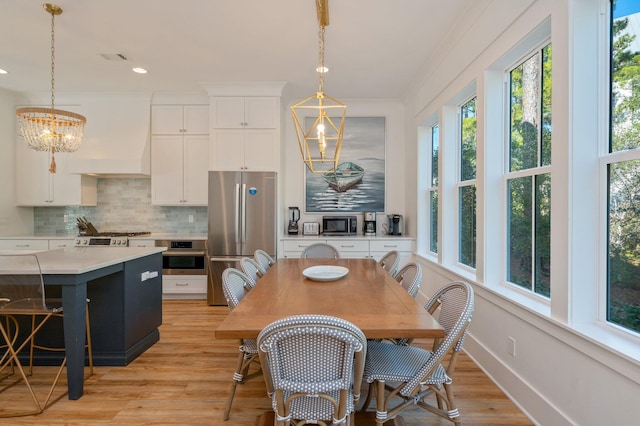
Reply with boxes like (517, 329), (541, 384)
(16, 4), (86, 174)
(291, 0), (346, 174)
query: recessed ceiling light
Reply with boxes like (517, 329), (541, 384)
(0, 69), (8, 74)
(132, 67), (147, 74)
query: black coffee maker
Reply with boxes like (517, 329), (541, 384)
(288, 207), (300, 235)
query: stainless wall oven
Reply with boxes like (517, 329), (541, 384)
(156, 239), (207, 275)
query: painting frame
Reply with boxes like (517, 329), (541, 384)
(304, 116), (386, 213)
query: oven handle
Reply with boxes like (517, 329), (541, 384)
(162, 250), (206, 257)
(208, 256), (242, 262)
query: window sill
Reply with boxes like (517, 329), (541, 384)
(416, 253), (640, 383)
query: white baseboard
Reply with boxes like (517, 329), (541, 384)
(463, 333), (571, 426)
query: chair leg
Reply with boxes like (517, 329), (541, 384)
(442, 382), (461, 423)
(223, 349), (247, 421)
(28, 314), (36, 376)
(374, 380), (388, 425)
(361, 381), (375, 411)
(0, 316), (17, 379)
(85, 306), (94, 377)
(42, 355), (67, 409)
(39, 305), (94, 410)
(0, 319), (43, 417)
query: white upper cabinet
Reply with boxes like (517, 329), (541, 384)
(15, 142), (97, 207)
(151, 105), (209, 135)
(209, 96), (280, 171)
(210, 129), (277, 171)
(151, 105), (209, 205)
(151, 135), (209, 205)
(210, 97), (277, 129)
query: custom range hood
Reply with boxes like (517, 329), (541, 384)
(66, 94), (152, 177)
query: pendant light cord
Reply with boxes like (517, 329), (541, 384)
(48, 8), (57, 173)
(318, 25), (325, 94)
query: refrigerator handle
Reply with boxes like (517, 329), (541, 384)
(235, 183), (240, 243)
(241, 183), (247, 243)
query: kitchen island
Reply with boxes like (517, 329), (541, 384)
(8, 246), (166, 400)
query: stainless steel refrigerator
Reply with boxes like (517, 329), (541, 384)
(207, 171), (277, 305)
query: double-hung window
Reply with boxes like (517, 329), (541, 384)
(429, 124), (439, 254)
(459, 98), (477, 268)
(606, 0), (640, 334)
(505, 43), (552, 297)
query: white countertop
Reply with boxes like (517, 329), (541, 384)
(0, 234), (73, 240)
(9, 247), (167, 275)
(130, 233), (207, 240)
(281, 234), (413, 240)
(0, 233), (207, 241)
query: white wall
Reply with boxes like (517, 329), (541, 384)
(0, 88), (32, 235)
(405, 0), (640, 425)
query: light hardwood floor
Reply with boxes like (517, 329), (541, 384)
(1, 300), (533, 425)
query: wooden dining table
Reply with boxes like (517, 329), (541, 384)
(214, 257), (444, 340)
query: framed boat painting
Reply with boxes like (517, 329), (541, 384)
(304, 116), (385, 213)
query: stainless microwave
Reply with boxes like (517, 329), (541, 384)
(322, 216), (358, 235)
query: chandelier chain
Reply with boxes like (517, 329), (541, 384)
(50, 8), (56, 112)
(318, 25), (325, 94)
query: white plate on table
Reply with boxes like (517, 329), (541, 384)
(302, 265), (349, 282)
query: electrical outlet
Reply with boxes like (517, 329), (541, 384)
(188, 215), (194, 223)
(508, 336), (516, 357)
(63, 214), (69, 223)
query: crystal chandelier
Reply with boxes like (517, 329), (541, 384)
(291, 0), (346, 174)
(16, 4), (86, 174)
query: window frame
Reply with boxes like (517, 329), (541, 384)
(428, 122), (439, 255)
(502, 40), (553, 298)
(457, 95), (478, 271)
(600, 0), (640, 336)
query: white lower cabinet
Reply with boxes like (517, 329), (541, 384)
(326, 240), (370, 259)
(162, 275), (207, 298)
(0, 239), (49, 252)
(128, 239), (156, 248)
(48, 239), (75, 249)
(369, 239), (413, 268)
(282, 238), (414, 261)
(282, 239), (327, 258)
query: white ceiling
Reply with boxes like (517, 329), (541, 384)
(1, 0), (482, 100)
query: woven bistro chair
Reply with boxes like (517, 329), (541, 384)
(222, 267), (254, 298)
(375, 262), (423, 347)
(378, 250), (400, 277)
(254, 249), (276, 273)
(300, 243), (340, 259)
(221, 267), (262, 421)
(240, 257), (265, 289)
(361, 281), (474, 424)
(257, 314), (367, 426)
(0, 254), (93, 417)
(394, 261), (423, 298)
